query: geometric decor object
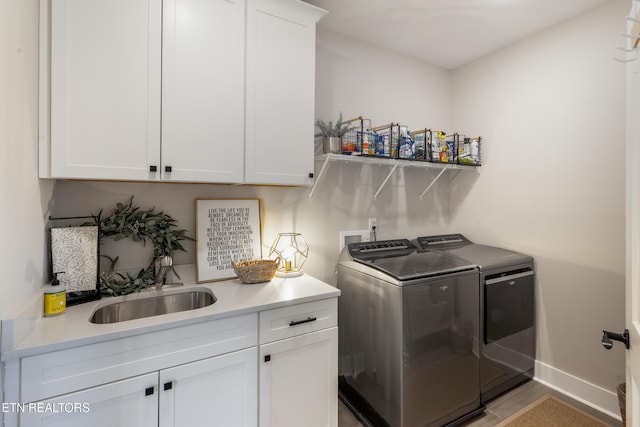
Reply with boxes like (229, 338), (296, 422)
(268, 233), (309, 278)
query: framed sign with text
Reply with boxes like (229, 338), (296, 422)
(195, 199), (262, 283)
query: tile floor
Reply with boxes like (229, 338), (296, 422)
(338, 380), (622, 426)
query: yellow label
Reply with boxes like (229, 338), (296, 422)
(44, 291), (66, 316)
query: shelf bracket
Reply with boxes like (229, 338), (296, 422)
(308, 155), (332, 200)
(374, 162), (399, 200)
(419, 167), (447, 200)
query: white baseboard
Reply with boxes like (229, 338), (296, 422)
(534, 360), (621, 421)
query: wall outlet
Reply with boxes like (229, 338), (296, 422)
(368, 218), (377, 241)
(339, 230), (369, 252)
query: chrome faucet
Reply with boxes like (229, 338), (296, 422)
(154, 255), (174, 291)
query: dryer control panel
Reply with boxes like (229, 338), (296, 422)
(415, 234), (472, 249)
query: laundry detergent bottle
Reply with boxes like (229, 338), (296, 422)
(44, 272), (66, 317)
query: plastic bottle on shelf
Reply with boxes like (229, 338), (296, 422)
(431, 130), (442, 162)
(399, 126), (414, 159)
(446, 134), (455, 163)
(470, 137), (480, 164)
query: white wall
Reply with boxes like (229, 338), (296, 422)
(315, 30), (452, 133)
(1, 0), (54, 319)
(50, 31), (453, 287)
(451, 0), (627, 395)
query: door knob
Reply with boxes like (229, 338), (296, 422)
(601, 329), (630, 350)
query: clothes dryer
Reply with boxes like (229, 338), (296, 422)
(415, 234), (535, 402)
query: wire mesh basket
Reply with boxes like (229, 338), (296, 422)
(457, 136), (482, 166)
(429, 130), (448, 163)
(359, 124), (376, 156)
(429, 133), (482, 165)
(398, 125), (417, 160)
(340, 116), (369, 155)
(410, 129), (431, 161)
(369, 123), (400, 158)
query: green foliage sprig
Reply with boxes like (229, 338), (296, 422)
(90, 196), (194, 296)
(315, 112), (356, 138)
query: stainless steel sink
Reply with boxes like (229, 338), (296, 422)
(89, 288), (216, 324)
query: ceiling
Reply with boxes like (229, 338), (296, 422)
(302, 0), (614, 69)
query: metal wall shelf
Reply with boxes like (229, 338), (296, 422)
(308, 153), (479, 200)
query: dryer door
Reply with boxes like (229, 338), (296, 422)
(484, 269), (534, 343)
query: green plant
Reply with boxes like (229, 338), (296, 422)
(315, 112), (356, 138)
(87, 196), (194, 296)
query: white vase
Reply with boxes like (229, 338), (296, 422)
(323, 136), (342, 154)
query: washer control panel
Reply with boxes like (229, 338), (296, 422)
(348, 239), (416, 259)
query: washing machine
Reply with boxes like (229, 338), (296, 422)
(337, 239), (485, 427)
(414, 234), (535, 403)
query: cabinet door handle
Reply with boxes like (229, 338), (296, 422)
(145, 386), (155, 396)
(165, 166), (172, 173)
(149, 165), (158, 172)
(289, 317), (317, 327)
(164, 382), (173, 391)
(308, 173), (314, 178)
(264, 354), (271, 362)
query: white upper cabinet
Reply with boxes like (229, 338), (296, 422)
(40, 0), (324, 185)
(245, 0), (326, 185)
(161, 0), (245, 183)
(43, 0), (162, 181)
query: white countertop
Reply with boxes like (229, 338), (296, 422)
(1, 273), (340, 361)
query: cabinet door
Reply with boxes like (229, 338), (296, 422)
(159, 347), (258, 427)
(161, 0), (245, 183)
(47, 0), (162, 180)
(245, 0), (326, 185)
(20, 372), (158, 427)
(259, 327), (337, 427)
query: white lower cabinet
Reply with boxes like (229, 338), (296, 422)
(259, 327), (338, 427)
(258, 299), (339, 427)
(5, 298), (339, 427)
(20, 347), (257, 427)
(20, 372), (159, 427)
(159, 347), (257, 427)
